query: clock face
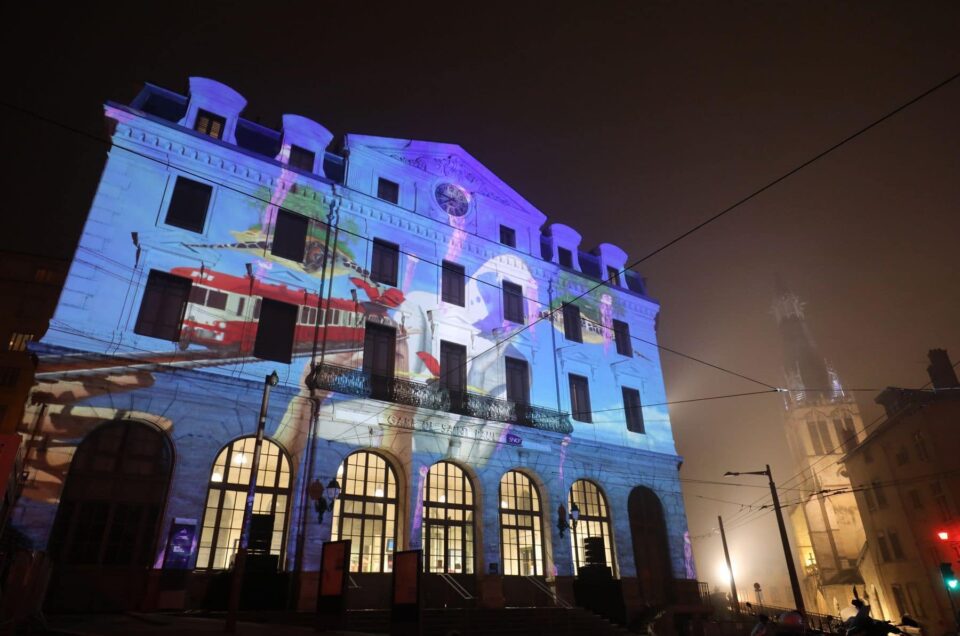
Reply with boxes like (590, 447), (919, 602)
(434, 182), (471, 217)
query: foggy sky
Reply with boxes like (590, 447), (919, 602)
(4, 1), (959, 598)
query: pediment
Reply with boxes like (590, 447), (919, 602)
(346, 135), (546, 224)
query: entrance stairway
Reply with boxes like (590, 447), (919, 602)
(336, 606), (633, 635)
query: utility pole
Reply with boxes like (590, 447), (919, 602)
(724, 465), (806, 616)
(718, 515), (740, 616)
(226, 370), (279, 633)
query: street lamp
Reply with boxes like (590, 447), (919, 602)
(226, 370), (279, 633)
(309, 477), (342, 524)
(724, 464), (806, 617)
(570, 502), (580, 531)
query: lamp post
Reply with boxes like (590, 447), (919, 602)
(309, 477), (342, 524)
(724, 465), (805, 616)
(225, 370), (279, 633)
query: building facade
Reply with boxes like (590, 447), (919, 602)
(10, 77), (699, 615)
(842, 350), (960, 634)
(772, 288), (872, 614)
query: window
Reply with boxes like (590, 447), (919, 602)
(271, 209), (309, 261)
(253, 298), (298, 363)
(558, 247), (573, 268)
(623, 387), (644, 434)
(49, 422), (172, 567)
(135, 270), (192, 342)
(288, 144), (315, 172)
(370, 239), (399, 287)
(864, 446), (874, 463)
(888, 530), (905, 560)
(503, 281), (524, 324)
(190, 286), (229, 310)
(873, 481), (889, 509)
(932, 481), (952, 521)
(877, 531), (892, 562)
(806, 417), (833, 455)
(607, 266), (621, 286)
(613, 319), (632, 357)
(913, 431), (929, 460)
(864, 488), (877, 512)
(890, 585), (908, 617)
(562, 304), (582, 342)
(569, 374), (592, 423)
(906, 582), (926, 618)
(423, 461), (475, 574)
(440, 341), (467, 401)
(894, 445), (909, 466)
(194, 109), (226, 139)
(908, 489), (923, 510)
(7, 332), (33, 352)
(499, 225), (516, 248)
(569, 480), (616, 576)
(165, 177), (212, 233)
(331, 451), (399, 573)
(196, 437), (291, 570)
(363, 322), (396, 400)
(500, 471), (543, 576)
(833, 416), (858, 454)
(441, 261), (465, 306)
(377, 178), (400, 204)
(505, 357), (530, 405)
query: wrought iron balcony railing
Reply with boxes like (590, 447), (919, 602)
(307, 362), (573, 435)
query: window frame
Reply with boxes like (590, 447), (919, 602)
(569, 373), (592, 423)
(505, 357), (530, 406)
(502, 281), (524, 324)
(557, 247), (573, 268)
(623, 386), (644, 434)
(288, 144), (316, 172)
(331, 450), (400, 573)
(613, 319), (633, 357)
(253, 297), (298, 363)
(562, 304), (582, 343)
(370, 239), (400, 287)
(377, 177), (400, 204)
(499, 225), (516, 248)
(568, 479), (617, 577)
(271, 209), (310, 262)
(194, 109), (226, 139)
(134, 270), (193, 342)
(499, 471), (544, 576)
(423, 461), (475, 574)
(164, 176), (213, 234)
(441, 261), (465, 307)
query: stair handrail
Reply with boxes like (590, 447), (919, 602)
(524, 576), (571, 609)
(348, 575), (361, 589)
(438, 572), (475, 600)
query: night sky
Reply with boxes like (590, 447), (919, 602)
(5, 2), (959, 597)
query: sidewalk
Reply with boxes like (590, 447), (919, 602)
(35, 612), (382, 636)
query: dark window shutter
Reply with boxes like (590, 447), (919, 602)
(288, 145), (316, 172)
(371, 239), (399, 286)
(440, 341), (467, 393)
(562, 304), (582, 342)
(253, 298), (298, 363)
(165, 177), (212, 233)
(377, 178), (400, 204)
(505, 357), (530, 405)
(499, 225), (516, 247)
(503, 281), (524, 323)
(272, 209), (309, 261)
(558, 248), (573, 268)
(613, 319), (632, 357)
(441, 262), (465, 306)
(134, 270), (192, 342)
(623, 387), (644, 433)
(569, 374), (592, 423)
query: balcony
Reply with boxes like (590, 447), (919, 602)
(307, 362), (573, 435)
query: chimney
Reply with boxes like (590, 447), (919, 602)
(927, 349), (959, 389)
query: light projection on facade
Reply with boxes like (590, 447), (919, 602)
(13, 76), (694, 611)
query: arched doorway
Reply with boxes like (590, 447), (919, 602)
(423, 461), (475, 574)
(569, 479), (617, 577)
(499, 470), (544, 576)
(628, 486), (672, 604)
(331, 450), (400, 573)
(48, 420), (173, 610)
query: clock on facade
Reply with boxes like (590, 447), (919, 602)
(433, 182), (471, 217)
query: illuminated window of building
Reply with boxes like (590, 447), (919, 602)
(288, 144), (315, 172)
(499, 471), (543, 576)
(8, 332), (34, 352)
(135, 270), (192, 342)
(331, 451), (399, 573)
(423, 461), (475, 574)
(569, 479), (617, 576)
(606, 266), (622, 287)
(48, 421), (172, 566)
(196, 437), (291, 570)
(194, 109), (226, 139)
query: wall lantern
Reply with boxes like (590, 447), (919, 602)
(309, 477), (342, 524)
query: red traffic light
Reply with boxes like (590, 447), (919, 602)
(937, 531), (950, 541)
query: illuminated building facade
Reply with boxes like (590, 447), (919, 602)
(12, 77), (699, 615)
(842, 350), (960, 634)
(773, 288), (873, 614)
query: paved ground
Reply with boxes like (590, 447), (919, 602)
(26, 612), (382, 636)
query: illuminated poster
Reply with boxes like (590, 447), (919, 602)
(392, 550), (421, 610)
(162, 518), (198, 569)
(319, 540), (349, 598)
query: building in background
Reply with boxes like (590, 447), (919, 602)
(772, 287), (874, 614)
(843, 349), (960, 634)
(9, 77), (704, 621)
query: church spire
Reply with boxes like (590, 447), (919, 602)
(772, 279), (842, 407)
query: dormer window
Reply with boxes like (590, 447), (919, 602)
(377, 178), (400, 204)
(194, 109), (226, 139)
(288, 145), (315, 172)
(558, 248), (573, 268)
(500, 225), (516, 248)
(607, 266), (622, 286)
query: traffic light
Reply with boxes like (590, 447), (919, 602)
(941, 562), (959, 591)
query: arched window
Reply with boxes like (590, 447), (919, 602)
(331, 450), (399, 573)
(49, 421), (172, 566)
(196, 437), (291, 570)
(569, 479), (617, 576)
(423, 461), (475, 574)
(499, 471), (543, 576)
